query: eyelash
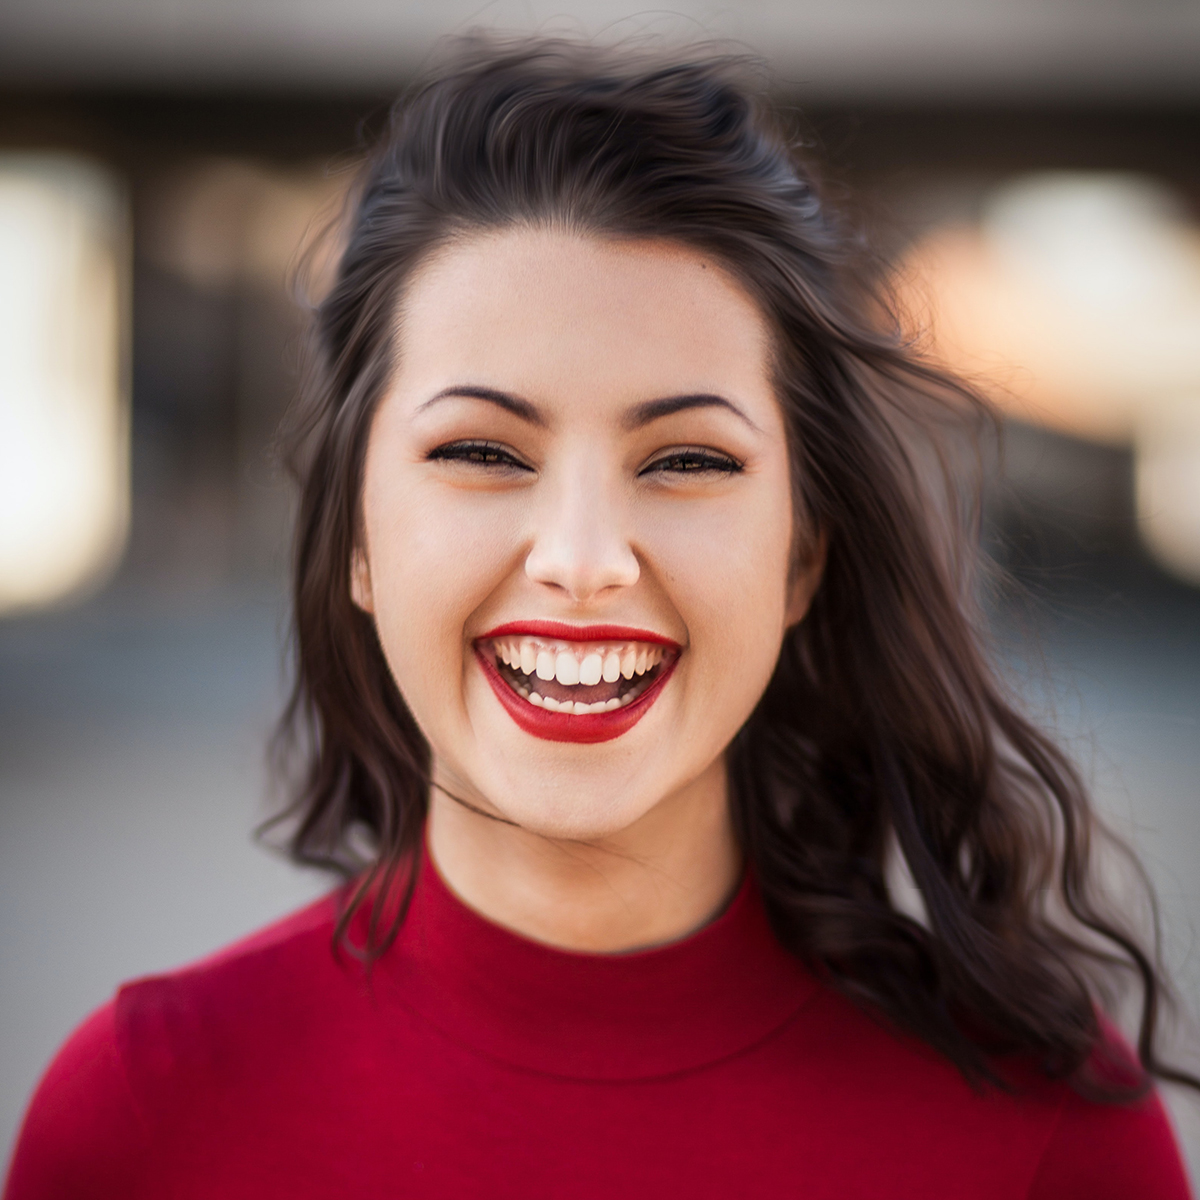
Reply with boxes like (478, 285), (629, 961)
(426, 440), (533, 470)
(641, 448), (743, 476)
(426, 441), (743, 476)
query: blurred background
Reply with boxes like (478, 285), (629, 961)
(1, 0), (1199, 1182)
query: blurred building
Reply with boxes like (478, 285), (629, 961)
(1, 0), (1199, 1181)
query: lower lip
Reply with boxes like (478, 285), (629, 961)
(475, 649), (677, 744)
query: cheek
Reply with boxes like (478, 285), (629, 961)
(645, 474), (793, 690)
(363, 479), (521, 701)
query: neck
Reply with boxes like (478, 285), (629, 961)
(426, 757), (742, 954)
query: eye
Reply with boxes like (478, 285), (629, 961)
(426, 440), (534, 471)
(640, 447), (744, 476)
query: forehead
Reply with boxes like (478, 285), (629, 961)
(392, 227), (775, 415)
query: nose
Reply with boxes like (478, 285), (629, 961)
(524, 457), (640, 602)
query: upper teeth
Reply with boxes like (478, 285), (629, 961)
(493, 638), (666, 686)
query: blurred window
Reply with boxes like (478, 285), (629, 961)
(0, 155), (129, 613)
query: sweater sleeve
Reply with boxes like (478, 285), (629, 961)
(1026, 1085), (1193, 1200)
(3, 1001), (149, 1200)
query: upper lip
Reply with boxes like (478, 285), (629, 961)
(475, 620), (681, 648)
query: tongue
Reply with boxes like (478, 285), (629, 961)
(520, 676), (623, 704)
(506, 672), (624, 705)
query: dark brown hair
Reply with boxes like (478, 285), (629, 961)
(274, 37), (1197, 1098)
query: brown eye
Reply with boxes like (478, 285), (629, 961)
(642, 449), (743, 476)
(427, 440), (534, 470)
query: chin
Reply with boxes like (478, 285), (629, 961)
(484, 777), (659, 843)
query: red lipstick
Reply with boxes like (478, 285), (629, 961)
(476, 620), (678, 647)
(474, 622), (681, 745)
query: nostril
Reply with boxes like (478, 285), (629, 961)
(523, 540), (640, 599)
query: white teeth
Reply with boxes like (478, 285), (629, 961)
(554, 652), (580, 686)
(520, 641), (537, 675)
(523, 685), (647, 714)
(579, 653), (603, 686)
(496, 635), (669, 715)
(499, 638), (666, 679)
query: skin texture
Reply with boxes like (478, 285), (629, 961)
(353, 228), (822, 952)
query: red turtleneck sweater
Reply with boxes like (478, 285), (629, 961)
(5, 855), (1191, 1199)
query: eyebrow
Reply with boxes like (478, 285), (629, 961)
(416, 385), (758, 432)
(416, 385), (547, 426)
(623, 393), (760, 432)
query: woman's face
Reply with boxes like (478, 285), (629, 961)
(356, 228), (818, 840)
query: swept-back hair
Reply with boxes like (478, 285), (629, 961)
(274, 36), (1196, 1098)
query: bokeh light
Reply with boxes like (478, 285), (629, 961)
(0, 155), (129, 613)
(899, 171), (1200, 583)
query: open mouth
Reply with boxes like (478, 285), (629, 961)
(474, 623), (680, 743)
(485, 637), (671, 713)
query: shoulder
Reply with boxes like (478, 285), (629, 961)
(4, 891), (346, 1199)
(111, 888), (345, 1054)
(3, 1001), (144, 1199)
(785, 986), (1193, 1198)
(107, 888), (355, 1101)
(1021, 1023), (1192, 1199)
(1027, 1085), (1192, 1200)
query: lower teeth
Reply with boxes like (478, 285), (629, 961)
(501, 664), (652, 714)
(528, 691), (635, 714)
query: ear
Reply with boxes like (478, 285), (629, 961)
(350, 546), (374, 613)
(784, 528), (827, 629)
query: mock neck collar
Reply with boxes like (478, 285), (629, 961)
(376, 849), (818, 1081)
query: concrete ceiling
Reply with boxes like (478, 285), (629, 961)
(1, 0), (1199, 101)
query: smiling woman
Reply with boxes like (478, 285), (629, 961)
(343, 229), (808, 948)
(4, 37), (1196, 1200)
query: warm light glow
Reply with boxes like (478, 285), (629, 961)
(898, 173), (1200, 444)
(0, 155), (129, 613)
(1136, 396), (1200, 587)
(898, 172), (1200, 585)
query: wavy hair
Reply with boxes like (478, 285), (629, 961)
(272, 37), (1197, 1098)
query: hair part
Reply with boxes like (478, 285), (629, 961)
(270, 35), (1198, 1100)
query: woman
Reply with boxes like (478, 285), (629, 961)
(6, 38), (1196, 1199)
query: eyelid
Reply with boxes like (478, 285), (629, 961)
(426, 439), (535, 470)
(639, 445), (745, 474)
